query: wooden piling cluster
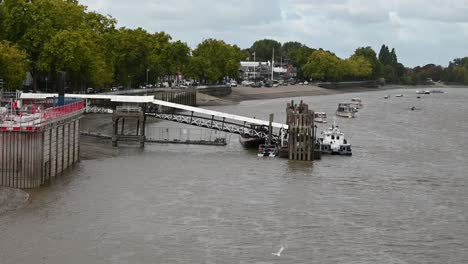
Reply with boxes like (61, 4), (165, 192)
(0, 119), (81, 188)
(286, 100), (315, 161)
(112, 106), (146, 147)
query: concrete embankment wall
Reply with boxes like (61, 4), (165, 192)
(197, 85), (232, 97)
(317, 81), (378, 89)
(0, 119), (81, 189)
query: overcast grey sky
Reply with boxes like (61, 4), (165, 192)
(81, 0), (468, 67)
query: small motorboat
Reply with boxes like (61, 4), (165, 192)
(395, 94), (404, 97)
(258, 144), (278, 157)
(384, 95), (390, 99)
(336, 103), (357, 118)
(314, 112), (327, 123)
(350, 98), (363, 108)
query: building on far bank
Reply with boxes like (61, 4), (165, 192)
(239, 61), (297, 81)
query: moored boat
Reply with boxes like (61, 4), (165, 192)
(239, 125), (268, 148)
(257, 144), (277, 157)
(314, 112), (327, 123)
(350, 98), (363, 108)
(319, 121), (352, 155)
(395, 94), (404, 97)
(336, 103), (357, 118)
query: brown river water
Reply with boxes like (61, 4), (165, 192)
(1, 87), (467, 264)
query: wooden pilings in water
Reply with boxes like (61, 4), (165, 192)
(286, 100), (315, 161)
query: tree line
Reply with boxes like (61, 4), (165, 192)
(0, 0), (244, 92)
(0, 0), (467, 92)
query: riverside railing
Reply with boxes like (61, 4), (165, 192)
(0, 100), (84, 131)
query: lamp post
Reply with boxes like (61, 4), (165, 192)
(253, 52), (256, 83)
(128, 75), (131, 89)
(45, 76), (48, 93)
(146, 68), (150, 88)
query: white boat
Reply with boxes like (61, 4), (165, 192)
(350, 98), (363, 108)
(319, 120), (352, 155)
(416, 90), (424, 94)
(395, 94), (404, 97)
(314, 112), (327, 123)
(257, 144), (277, 157)
(384, 95), (390, 99)
(336, 103), (357, 118)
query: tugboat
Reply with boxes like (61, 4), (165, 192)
(319, 120), (352, 155)
(336, 103), (357, 118)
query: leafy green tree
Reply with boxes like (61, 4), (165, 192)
(352, 47), (381, 79)
(156, 40), (190, 79)
(378, 45), (392, 66)
(1, 0), (88, 91)
(37, 29), (112, 90)
(189, 39), (243, 83)
(281, 41), (303, 58)
(0, 41), (30, 91)
(249, 39), (282, 62)
(281, 42), (315, 80)
(344, 55), (372, 80)
(112, 28), (155, 87)
(303, 50), (344, 81)
(378, 44), (405, 83)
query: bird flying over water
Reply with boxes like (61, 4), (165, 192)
(272, 245), (285, 256)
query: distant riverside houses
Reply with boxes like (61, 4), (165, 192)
(239, 61), (297, 81)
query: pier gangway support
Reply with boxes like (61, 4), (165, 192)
(112, 106), (146, 147)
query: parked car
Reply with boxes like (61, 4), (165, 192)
(230, 80), (238, 87)
(86, 88), (95, 94)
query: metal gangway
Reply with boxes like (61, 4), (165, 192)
(147, 99), (288, 141)
(20, 93), (289, 141)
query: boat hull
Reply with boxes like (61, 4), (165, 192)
(239, 134), (264, 148)
(336, 111), (355, 118)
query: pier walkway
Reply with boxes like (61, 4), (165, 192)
(20, 93), (288, 140)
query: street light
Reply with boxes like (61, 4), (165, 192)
(252, 51), (256, 84)
(128, 75), (131, 89)
(45, 76), (48, 92)
(146, 68), (150, 88)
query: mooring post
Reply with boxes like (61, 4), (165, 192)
(268, 113), (274, 146)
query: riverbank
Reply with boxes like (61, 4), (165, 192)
(0, 187), (29, 215)
(202, 84), (463, 106)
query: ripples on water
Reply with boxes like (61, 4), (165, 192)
(0, 88), (467, 264)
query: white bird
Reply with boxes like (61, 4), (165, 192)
(272, 245), (285, 256)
